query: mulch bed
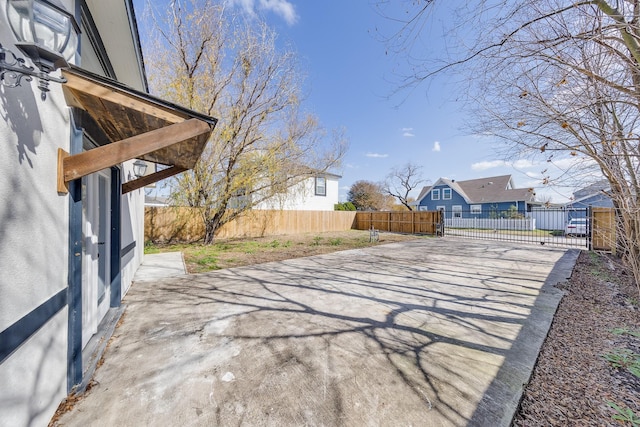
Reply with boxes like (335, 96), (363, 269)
(513, 251), (640, 426)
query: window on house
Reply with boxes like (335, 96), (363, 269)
(228, 187), (251, 209)
(452, 205), (462, 218)
(443, 188), (452, 200)
(471, 205), (482, 214)
(315, 177), (326, 196)
(432, 189), (440, 200)
(436, 205), (445, 213)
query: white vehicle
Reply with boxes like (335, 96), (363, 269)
(565, 218), (588, 236)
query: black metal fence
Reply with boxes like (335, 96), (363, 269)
(441, 207), (591, 249)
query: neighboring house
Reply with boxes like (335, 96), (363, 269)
(145, 195), (170, 207)
(565, 180), (614, 210)
(252, 172), (341, 211)
(0, 1), (216, 426)
(415, 175), (537, 218)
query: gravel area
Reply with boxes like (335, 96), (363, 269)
(513, 251), (640, 426)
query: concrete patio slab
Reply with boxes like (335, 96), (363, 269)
(54, 238), (578, 427)
(133, 251), (187, 282)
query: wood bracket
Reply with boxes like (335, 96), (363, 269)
(56, 118), (211, 194)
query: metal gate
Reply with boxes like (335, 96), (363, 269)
(442, 207), (591, 249)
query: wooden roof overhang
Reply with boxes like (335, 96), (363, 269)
(57, 66), (217, 194)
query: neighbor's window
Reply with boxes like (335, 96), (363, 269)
(432, 189), (440, 200)
(443, 188), (452, 200)
(452, 205), (462, 218)
(315, 177), (326, 196)
(228, 187), (251, 209)
(471, 205), (482, 214)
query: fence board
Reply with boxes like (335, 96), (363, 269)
(353, 211), (441, 235)
(591, 207), (616, 252)
(145, 208), (357, 242)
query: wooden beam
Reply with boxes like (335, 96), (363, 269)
(62, 71), (188, 124)
(57, 148), (70, 193)
(61, 118), (211, 183)
(121, 166), (187, 194)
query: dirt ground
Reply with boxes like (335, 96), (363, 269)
(182, 230), (426, 273)
(513, 251), (640, 426)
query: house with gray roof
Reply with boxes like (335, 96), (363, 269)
(565, 180), (613, 210)
(415, 175), (537, 218)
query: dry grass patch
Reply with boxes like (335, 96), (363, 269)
(145, 230), (427, 273)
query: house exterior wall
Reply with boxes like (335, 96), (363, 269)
(0, 1), (146, 425)
(0, 2), (73, 423)
(417, 184), (466, 213)
(566, 194), (614, 210)
(255, 176), (340, 211)
(417, 184), (524, 218)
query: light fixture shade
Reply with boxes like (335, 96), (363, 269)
(6, 0), (79, 62)
(133, 160), (148, 178)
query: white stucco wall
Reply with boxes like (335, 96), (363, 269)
(255, 177), (340, 211)
(0, 1), (146, 425)
(0, 1), (73, 424)
(120, 164), (145, 296)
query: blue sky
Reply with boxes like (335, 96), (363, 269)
(133, 0), (575, 203)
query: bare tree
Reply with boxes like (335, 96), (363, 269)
(348, 180), (393, 211)
(383, 162), (425, 210)
(378, 0), (640, 294)
(142, 0), (347, 243)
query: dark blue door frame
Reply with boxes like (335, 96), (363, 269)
(110, 166), (122, 308)
(67, 110), (83, 392)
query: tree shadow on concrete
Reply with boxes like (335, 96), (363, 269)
(108, 239), (577, 426)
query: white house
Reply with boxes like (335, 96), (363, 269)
(0, 1), (216, 426)
(254, 172), (341, 211)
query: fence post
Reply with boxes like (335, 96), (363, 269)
(586, 205), (594, 251)
(412, 211), (415, 235)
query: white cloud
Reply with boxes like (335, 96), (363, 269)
(471, 158), (538, 171)
(512, 159), (537, 169)
(525, 171), (539, 178)
(432, 141), (441, 152)
(366, 153), (389, 158)
(471, 160), (505, 171)
(260, 0), (298, 25)
(340, 185), (351, 191)
(401, 127), (415, 137)
(230, 0), (298, 25)
(345, 163), (358, 169)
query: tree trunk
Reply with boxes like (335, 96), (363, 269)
(203, 215), (221, 244)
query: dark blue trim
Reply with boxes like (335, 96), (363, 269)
(120, 241), (136, 257)
(0, 289), (67, 364)
(67, 110), (84, 392)
(110, 166), (122, 308)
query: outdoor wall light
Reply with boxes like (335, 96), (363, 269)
(1, 0), (80, 100)
(133, 160), (148, 178)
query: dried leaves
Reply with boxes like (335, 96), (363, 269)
(513, 252), (640, 426)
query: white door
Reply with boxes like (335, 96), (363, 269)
(82, 170), (111, 348)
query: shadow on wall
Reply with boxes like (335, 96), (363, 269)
(0, 312), (66, 427)
(0, 83), (43, 168)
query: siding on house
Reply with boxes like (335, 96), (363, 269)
(416, 175), (535, 218)
(254, 175), (340, 211)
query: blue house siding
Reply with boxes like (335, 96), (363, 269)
(418, 185), (526, 218)
(567, 194), (613, 209)
(418, 185), (466, 215)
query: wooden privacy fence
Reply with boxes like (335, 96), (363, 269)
(591, 207), (616, 252)
(354, 211), (442, 235)
(145, 207), (357, 242)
